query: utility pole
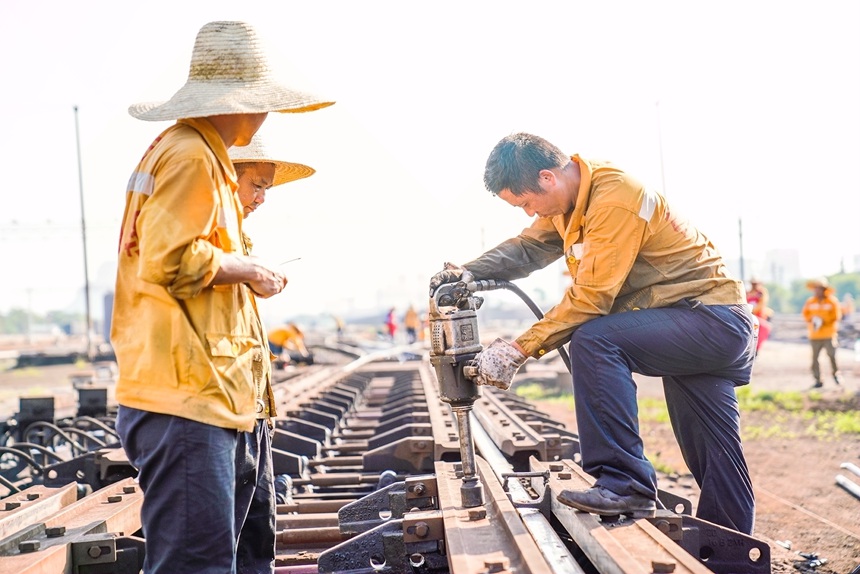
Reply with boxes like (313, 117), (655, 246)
(655, 101), (667, 196)
(74, 105), (92, 359)
(738, 217), (745, 282)
(26, 288), (33, 345)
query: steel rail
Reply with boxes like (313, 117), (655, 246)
(470, 412), (587, 574)
(0, 477), (143, 574)
(0, 352), (774, 573)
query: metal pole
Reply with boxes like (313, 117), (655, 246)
(655, 100), (667, 196)
(73, 106), (92, 359)
(738, 217), (745, 283)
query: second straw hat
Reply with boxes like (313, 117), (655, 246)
(129, 21), (334, 121)
(229, 135), (315, 187)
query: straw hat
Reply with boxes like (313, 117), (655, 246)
(129, 21), (334, 121)
(229, 134), (314, 187)
(806, 276), (830, 289)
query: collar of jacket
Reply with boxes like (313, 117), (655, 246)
(551, 154), (593, 250)
(176, 117), (239, 191)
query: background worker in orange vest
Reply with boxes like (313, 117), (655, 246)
(403, 305), (421, 343)
(801, 277), (842, 388)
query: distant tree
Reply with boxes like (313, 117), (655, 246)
(45, 310), (83, 334)
(782, 272), (860, 313)
(0, 308), (30, 335)
(765, 282), (792, 314)
(787, 278), (813, 312)
(0, 308), (86, 335)
(828, 273), (860, 299)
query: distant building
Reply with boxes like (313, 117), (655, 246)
(763, 249), (801, 286)
(726, 248), (801, 288)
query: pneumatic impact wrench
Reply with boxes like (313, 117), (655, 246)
(428, 271), (486, 508)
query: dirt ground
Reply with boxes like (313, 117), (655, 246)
(531, 339), (860, 574)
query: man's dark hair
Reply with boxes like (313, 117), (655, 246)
(234, 161), (276, 179)
(234, 163), (250, 178)
(483, 133), (570, 196)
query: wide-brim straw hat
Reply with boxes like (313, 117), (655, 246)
(129, 21), (334, 121)
(229, 134), (314, 187)
(806, 276), (830, 289)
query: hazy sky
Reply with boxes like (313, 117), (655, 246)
(2, 1), (858, 326)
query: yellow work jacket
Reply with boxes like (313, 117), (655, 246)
(465, 156), (745, 359)
(241, 232), (278, 421)
(801, 290), (842, 341)
(112, 118), (271, 432)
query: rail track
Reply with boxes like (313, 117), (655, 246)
(0, 344), (773, 573)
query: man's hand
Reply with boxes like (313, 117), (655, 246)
(215, 253), (287, 298)
(429, 262), (466, 296)
(247, 269), (287, 298)
(812, 316), (823, 331)
(471, 338), (527, 390)
(245, 256), (287, 298)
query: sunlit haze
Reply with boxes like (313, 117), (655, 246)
(2, 1), (858, 328)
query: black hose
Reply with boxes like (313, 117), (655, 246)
(471, 279), (572, 374)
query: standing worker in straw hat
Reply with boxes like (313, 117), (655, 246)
(228, 132), (314, 573)
(231, 132), (315, 220)
(801, 277), (842, 388)
(111, 21), (333, 574)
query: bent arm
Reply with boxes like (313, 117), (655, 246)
(214, 253), (287, 299)
(464, 224), (564, 281)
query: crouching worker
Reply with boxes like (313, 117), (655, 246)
(429, 133), (757, 534)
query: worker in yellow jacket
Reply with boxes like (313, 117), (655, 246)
(801, 277), (842, 388)
(430, 133), (756, 535)
(111, 21), (332, 574)
(229, 132), (317, 573)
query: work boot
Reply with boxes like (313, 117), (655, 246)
(557, 486), (656, 518)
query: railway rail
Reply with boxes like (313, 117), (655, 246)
(0, 346), (772, 573)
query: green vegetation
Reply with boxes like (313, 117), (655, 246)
(517, 382), (860, 440)
(647, 455), (677, 476)
(735, 386), (806, 412)
(638, 397), (671, 424)
(514, 382), (573, 405)
(0, 308), (84, 335)
(766, 271), (860, 313)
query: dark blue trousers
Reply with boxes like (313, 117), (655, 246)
(117, 406), (241, 574)
(568, 300), (756, 534)
(235, 422), (276, 574)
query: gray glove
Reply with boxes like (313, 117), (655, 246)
(471, 338), (528, 390)
(429, 262), (467, 296)
(812, 316), (823, 331)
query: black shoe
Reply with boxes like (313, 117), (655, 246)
(557, 486), (656, 518)
(834, 375), (841, 385)
(811, 381), (824, 389)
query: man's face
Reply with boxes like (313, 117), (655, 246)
(497, 171), (573, 218)
(236, 162), (276, 218)
(234, 113), (269, 146)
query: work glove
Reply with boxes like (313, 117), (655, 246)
(812, 316), (823, 331)
(429, 262), (467, 296)
(470, 338), (528, 391)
